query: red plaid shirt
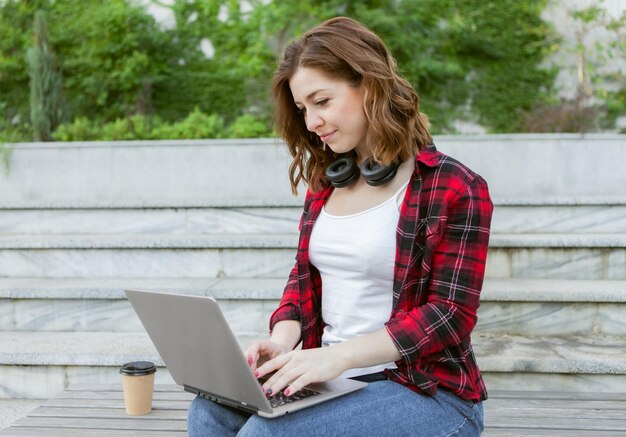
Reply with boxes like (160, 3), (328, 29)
(269, 145), (493, 402)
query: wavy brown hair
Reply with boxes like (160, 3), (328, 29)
(273, 16), (432, 194)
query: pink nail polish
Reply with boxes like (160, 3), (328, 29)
(254, 370), (259, 378)
(284, 389), (291, 396)
(248, 356), (253, 365)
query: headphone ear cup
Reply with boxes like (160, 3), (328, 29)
(326, 157), (360, 188)
(360, 158), (400, 186)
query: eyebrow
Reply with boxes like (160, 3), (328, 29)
(294, 89), (329, 105)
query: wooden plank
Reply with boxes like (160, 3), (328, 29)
(489, 390), (626, 401)
(484, 398), (626, 411)
(28, 407), (187, 420)
(0, 428), (186, 437)
(41, 398), (191, 410)
(485, 406), (626, 420)
(484, 416), (626, 431)
(5, 385), (626, 437)
(55, 391), (193, 401)
(483, 429), (626, 437)
(9, 417), (186, 432)
(67, 384), (182, 393)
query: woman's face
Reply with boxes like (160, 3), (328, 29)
(289, 67), (369, 158)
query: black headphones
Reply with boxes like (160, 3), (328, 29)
(325, 155), (400, 188)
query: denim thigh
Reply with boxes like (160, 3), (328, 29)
(188, 381), (483, 437)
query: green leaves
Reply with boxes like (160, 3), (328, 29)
(2, 0), (619, 138)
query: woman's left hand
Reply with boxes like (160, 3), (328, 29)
(256, 347), (350, 397)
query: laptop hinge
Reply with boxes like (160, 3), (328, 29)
(184, 384), (260, 415)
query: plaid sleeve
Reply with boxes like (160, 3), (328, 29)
(385, 175), (493, 363)
(269, 189), (313, 332)
(269, 261), (301, 332)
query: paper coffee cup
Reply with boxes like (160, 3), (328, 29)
(120, 361), (157, 416)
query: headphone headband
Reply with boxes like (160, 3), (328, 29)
(325, 155), (400, 188)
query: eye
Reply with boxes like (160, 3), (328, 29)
(314, 98), (329, 106)
(296, 106), (306, 115)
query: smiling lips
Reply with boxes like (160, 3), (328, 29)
(319, 131), (336, 142)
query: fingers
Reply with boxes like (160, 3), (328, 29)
(258, 353), (312, 397)
(245, 340), (288, 372)
(244, 342), (262, 372)
(260, 360), (299, 397)
(256, 351), (290, 380)
(282, 374), (311, 397)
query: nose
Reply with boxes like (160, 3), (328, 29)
(305, 110), (323, 132)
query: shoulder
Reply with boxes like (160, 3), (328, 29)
(436, 152), (484, 185)
(414, 148), (491, 204)
(418, 146), (486, 183)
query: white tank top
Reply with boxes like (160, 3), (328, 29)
(309, 180), (409, 378)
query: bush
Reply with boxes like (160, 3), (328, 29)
(226, 114), (272, 138)
(52, 117), (99, 141)
(0, 123), (31, 144)
(53, 109), (228, 141)
(151, 108), (225, 139)
(100, 115), (156, 141)
(522, 97), (601, 133)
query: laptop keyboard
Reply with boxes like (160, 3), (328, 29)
(267, 387), (320, 408)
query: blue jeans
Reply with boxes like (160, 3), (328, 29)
(187, 380), (484, 436)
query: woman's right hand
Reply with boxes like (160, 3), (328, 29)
(245, 340), (291, 374)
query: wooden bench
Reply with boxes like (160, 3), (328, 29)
(1, 385), (625, 436)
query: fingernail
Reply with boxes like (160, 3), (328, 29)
(265, 388), (272, 396)
(254, 370), (259, 378)
(284, 389), (291, 396)
(248, 356), (253, 365)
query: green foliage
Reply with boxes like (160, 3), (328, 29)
(1, 0), (170, 124)
(0, 144), (11, 174)
(571, 3), (625, 130)
(1, 0), (595, 135)
(26, 10), (65, 141)
(152, 65), (246, 123)
(52, 117), (100, 141)
(523, 1), (626, 133)
(227, 114), (273, 138)
(152, 108), (226, 139)
(0, 110), (31, 144)
(0, 0), (43, 124)
(100, 116), (157, 141)
(52, 108), (228, 141)
(51, 0), (170, 121)
(355, 0), (557, 132)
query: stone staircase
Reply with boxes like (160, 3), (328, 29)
(1, 135), (625, 403)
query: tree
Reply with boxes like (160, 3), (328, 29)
(26, 10), (65, 141)
(1, 0), (563, 136)
(569, 2), (625, 130)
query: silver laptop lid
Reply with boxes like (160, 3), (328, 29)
(125, 289), (272, 414)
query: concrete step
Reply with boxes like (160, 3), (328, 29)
(0, 208), (300, 235)
(1, 331), (624, 399)
(0, 234), (296, 279)
(0, 233), (625, 279)
(2, 135), (625, 208)
(1, 278), (625, 337)
(0, 400), (41, 431)
(1, 204), (625, 235)
(0, 278), (278, 335)
(474, 333), (626, 394)
(0, 332), (175, 399)
(491, 204), (626, 234)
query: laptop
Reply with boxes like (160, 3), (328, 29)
(125, 289), (367, 418)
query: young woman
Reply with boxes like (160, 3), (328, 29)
(188, 16), (492, 436)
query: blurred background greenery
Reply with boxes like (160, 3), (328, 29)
(0, 0), (624, 142)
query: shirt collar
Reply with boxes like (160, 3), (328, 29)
(415, 143), (440, 168)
